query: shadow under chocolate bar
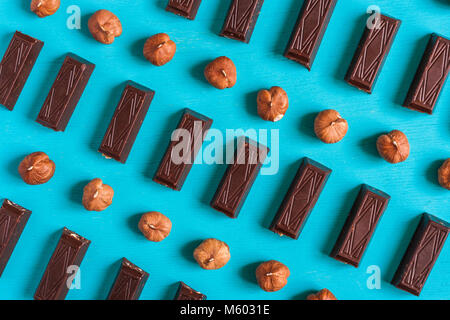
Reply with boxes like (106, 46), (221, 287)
(345, 14), (401, 94)
(392, 213), (450, 296)
(0, 31), (44, 110)
(174, 281), (206, 300)
(219, 0), (264, 43)
(270, 157), (331, 240)
(211, 137), (268, 218)
(34, 228), (91, 300)
(166, 0), (203, 20)
(36, 54), (95, 131)
(98, 81), (155, 163)
(153, 108), (213, 191)
(284, 0), (337, 70)
(107, 258), (149, 300)
(0, 199), (32, 277)
(403, 34), (450, 114)
(330, 184), (390, 267)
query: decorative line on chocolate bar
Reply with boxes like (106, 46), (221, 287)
(224, 0), (258, 34)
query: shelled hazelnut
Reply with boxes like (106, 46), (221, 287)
(88, 10), (122, 44)
(204, 56), (237, 89)
(143, 33), (176, 66)
(376, 130), (410, 164)
(307, 288), (337, 300)
(138, 211), (172, 242)
(438, 159), (450, 190)
(255, 260), (290, 292)
(82, 178), (114, 211)
(193, 239), (230, 270)
(314, 109), (348, 143)
(257, 87), (289, 122)
(30, 0), (60, 17)
(18, 152), (55, 185)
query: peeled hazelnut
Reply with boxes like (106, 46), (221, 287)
(204, 56), (237, 89)
(376, 130), (410, 164)
(82, 178), (114, 211)
(138, 211), (172, 242)
(438, 159), (450, 190)
(18, 152), (55, 185)
(255, 260), (290, 292)
(307, 288), (337, 300)
(143, 33), (176, 66)
(88, 10), (122, 44)
(193, 238), (230, 270)
(314, 109), (348, 143)
(257, 87), (289, 122)
(30, 0), (60, 17)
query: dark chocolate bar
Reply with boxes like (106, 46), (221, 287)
(153, 108), (212, 191)
(98, 81), (155, 163)
(36, 54), (95, 131)
(0, 31), (44, 110)
(211, 137), (268, 218)
(219, 0), (264, 43)
(392, 213), (450, 296)
(166, 0), (203, 20)
(0, 199), (31, 277)
(270, 158), (331, 239)
(403, 34), (450, 114)
(174, 281), (206, 300)
(330, 184), (390, 267)
(34, 228), (90, 300)
(345, 14), (401, 93)
(284, 0), (337, 70)
(107, 258), (149, 300)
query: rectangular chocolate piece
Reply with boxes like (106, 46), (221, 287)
(403, 34), (450, 114)
(345, 14), (401, 93)
(0, 31), (44, 110)
(98, 81), (155, 163)
(392, 213), (450, 296)
(211, 137), (268, 218)
(36, 54), (95, 131)
(270, 158), (331, 239)
(166, 0), (203, 20)
(174, 281), (206, 300)
(153, 108), (212, 191)
(108, 258), (149, 300)
(284, 0), (337, 70)
(219, 0), (264, 43)
(330, 184), (390, 267)
(0, 199), (31, 277)
(34, 228), (90, 300)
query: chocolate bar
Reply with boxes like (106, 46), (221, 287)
(270, 158), (331, 239)
(108, 258), (149, 300)
(211, 137), (268, 218)
(219, 0), (264, 43)
(0, 199), (31, 277)
(0, 31), (44, 110)
(345, 14), (401, 93)
(98, 81), (155, 163)
(284, 0), (337, 70)
(34, 228), (90, 300)
(403, 34), (450, 114)
(330, 184), (390, 267)
(36, 54), (95, 131)
(166, 0), (203, 20)
(174, 281), (206, 300)
(392, 213), (450, 296)
(153, 108), (212, 191)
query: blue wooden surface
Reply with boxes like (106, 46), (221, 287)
(0, 0), (449, 300)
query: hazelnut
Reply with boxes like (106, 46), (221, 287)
(143, 33), (176, 66)
(255, 260), (290, 292)
(257, 87), (289, 122)
(138, 211), (172, 242)
(314, 109), (348, 143)
(376, 130), (410, 164)
(30, 0), (60, 17)
(88, 10), (122, 44)
(307, 288), (337, 300)
(18, 152), (55, 185)
(204, 56), (237, 89)
(438, 159), (450, 190)
(193, 239), (230, 270)
(82, 178), (114, 211)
